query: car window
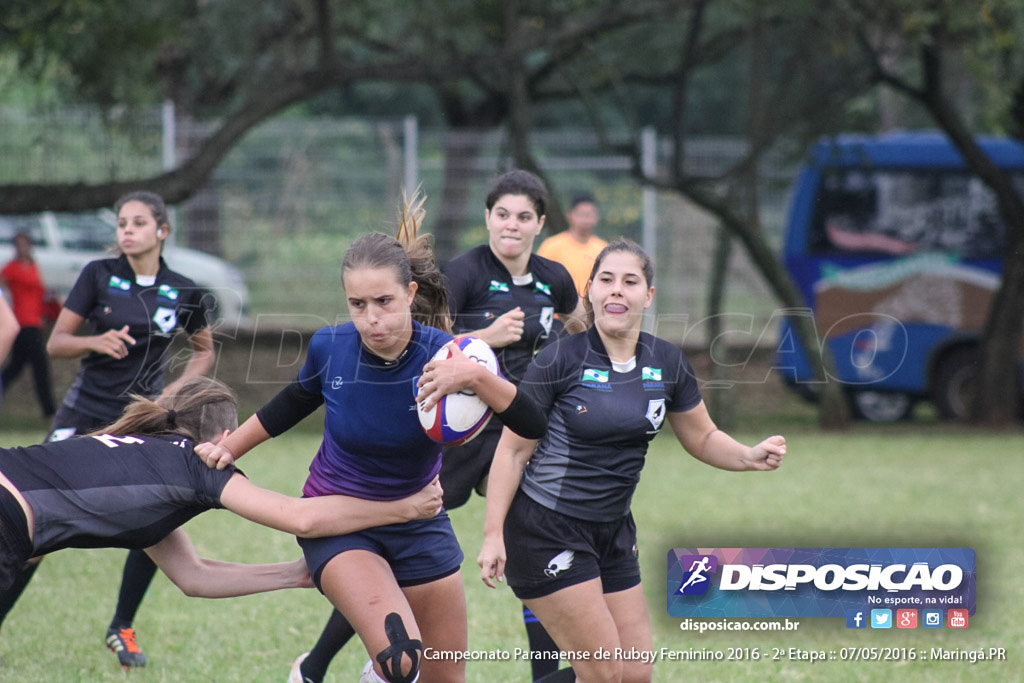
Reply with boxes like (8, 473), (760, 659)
(53, 212), (116, 251)
(0, 215), (46, 247)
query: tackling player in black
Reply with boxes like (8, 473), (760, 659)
(0, 377), (443, 671)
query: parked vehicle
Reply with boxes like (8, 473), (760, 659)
(776, 132), (1024, 421)
(0, 210), (249, 326)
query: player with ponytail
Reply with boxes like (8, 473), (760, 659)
(196, 192), (544, 683)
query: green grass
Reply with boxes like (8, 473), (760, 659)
(1, 426), (1022, 682)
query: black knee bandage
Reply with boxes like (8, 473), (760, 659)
(375, 612), (422, 683)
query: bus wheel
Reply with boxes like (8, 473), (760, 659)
(849, 390), (913, 422)
(932, 348), (980, 421)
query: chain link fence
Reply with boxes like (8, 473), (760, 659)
(1, 105), (795, 345)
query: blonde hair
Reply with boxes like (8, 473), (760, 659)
(90, 377), (238, 443)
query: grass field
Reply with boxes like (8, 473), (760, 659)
(1, 421), (1022, 682)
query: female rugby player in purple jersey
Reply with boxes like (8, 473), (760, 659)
(195, 194), (546, 683)
(478, 239), (786, 683)
(0, 377), (444, 666)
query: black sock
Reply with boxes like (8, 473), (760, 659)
(301, 609), (357, 682)
(523, 605), (561, 680)
(109, 549), (158, 630)
(0, 560), (41, 628)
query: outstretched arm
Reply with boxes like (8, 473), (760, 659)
(478, 428), (538, 588)
(218, 472), (443, 537)
(144, 527), (311, 598)
(668, 401), (785, 471)
(194, 413), (272, 469)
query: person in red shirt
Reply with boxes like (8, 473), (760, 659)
(1, 233), (56, 418)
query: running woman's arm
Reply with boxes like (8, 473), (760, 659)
(144, 527), (311, 598)
(416, 342), (547, 438)
(218, 472), (444, 537)
(667, 402), (785, 472)
(195, 378), (324, 470)
(477, 428), (539, 588)
(46, 308), (136, 360)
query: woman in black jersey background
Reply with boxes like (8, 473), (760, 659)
(0, 376), (443, 664)
(9, 191), (216, 668)
(478, 240), (786, 683)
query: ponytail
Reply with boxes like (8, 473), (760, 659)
(342, 191), (452, 333)
(89, 377), (239, 443)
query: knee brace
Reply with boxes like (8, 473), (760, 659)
(374, 612), (422, 683)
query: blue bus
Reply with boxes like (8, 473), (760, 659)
(775, 132), (1024, 421)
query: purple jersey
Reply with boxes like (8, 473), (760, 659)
(297, 321), (452, 501)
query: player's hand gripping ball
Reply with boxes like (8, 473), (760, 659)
(418, 336), (500, 446)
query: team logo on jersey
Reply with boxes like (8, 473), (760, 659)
(575, 404), (588, 415)
(645, 398), (666, 430)
(539, 306), (554, 335)
(108, 275), (132, 295)
(489, 280), (510, 293)
(544, 550), (575, 578)
(582, 368), (609, 384)
(534, 280), (552, 296)
(642, 367), (662, 381)
(331, 376), (344, 389)
(157, 284), (180, 301)
(153, 306), (177, 334)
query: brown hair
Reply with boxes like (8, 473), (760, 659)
(341, 191), (452, 333)
(90, 377), (238, 443)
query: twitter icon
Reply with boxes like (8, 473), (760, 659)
(870, 609), (892, 629)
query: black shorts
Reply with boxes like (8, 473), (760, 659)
(0, 484), (33, 592)
(47, 405), (112, 442)
(439, 422), (502, 510)
(503, 490), (641, 600)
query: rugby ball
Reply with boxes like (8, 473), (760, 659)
(418, 336), (500, 446)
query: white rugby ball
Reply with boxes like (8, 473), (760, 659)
(418, 336), (500, 446)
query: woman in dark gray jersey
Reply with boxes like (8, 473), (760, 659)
(0, 377), (442, 660)
(478, 240), (786, 683)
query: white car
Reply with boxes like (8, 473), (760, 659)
(0, 210), (249, 326)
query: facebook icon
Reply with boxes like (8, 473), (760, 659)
(845, 609), (867, 629)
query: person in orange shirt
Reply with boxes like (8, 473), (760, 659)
(537, 193), (608, 296)
(1, 233), (56, 419)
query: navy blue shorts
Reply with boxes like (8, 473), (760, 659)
(298, 511), (464, 591)
(503, 490), (641, 600)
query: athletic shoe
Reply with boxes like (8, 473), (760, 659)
(359, 660), (378, 683)
(105, 626), (147, 668)
(288, 652), (312, 683)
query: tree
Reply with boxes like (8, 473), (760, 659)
(830, 0), (1024, 425)
(577, 0), (884, 428)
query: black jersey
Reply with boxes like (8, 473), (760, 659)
(518, 327), (702, 522)
(442, 245), (578, 383)
(0, 434), (234, 556)
(61, 256), (211, 421)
